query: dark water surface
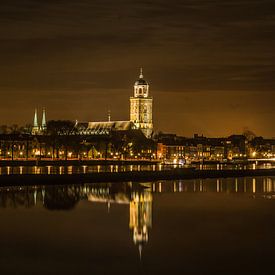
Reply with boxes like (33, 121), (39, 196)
(0, 177), (274, 274)
(1, 162), (275, 175)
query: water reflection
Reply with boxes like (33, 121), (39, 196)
(1, 162), (275, 175)
(130, 190), (152, 258)
(0, 177), (275, 257)
(0, 164), (163, 175)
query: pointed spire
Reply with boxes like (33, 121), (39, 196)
(108, 110), (111, 122)
(33, 108), (38, 127)
(139, 67), (143, 79)
(42, 108), (47, 129)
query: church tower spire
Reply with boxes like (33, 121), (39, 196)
(130, 68), (153, 138)
(32, 108), (39, 135)
(139, 67), (143, 79)
(34, 108), (38, 128)
(42, 108), (47, 130)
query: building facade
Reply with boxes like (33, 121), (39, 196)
(130, 69), (153, 138)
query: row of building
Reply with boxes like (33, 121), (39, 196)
(156, 133), (275, 161)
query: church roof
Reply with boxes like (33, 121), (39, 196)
(88, 121), (134, 131)
(135, 78), (148, 85)
(75, 121), (136, 135)
(135, 68), (148, 85)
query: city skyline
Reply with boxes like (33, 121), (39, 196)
(0, 1), (275, 137)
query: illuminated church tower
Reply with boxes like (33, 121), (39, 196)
(130, 68), (153, 138)
(129, 190), (152, 258)
(41, 108), (47, 131)
(32, 109), (39, 135)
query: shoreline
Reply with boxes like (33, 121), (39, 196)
(0, 168), (275, 186)
(0, 158), (273, 168)
(0, 159), (160, 167)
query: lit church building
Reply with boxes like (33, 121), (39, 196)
(32, 69), (153, 139)
(76, 68), (153, 138)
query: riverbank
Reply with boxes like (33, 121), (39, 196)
(1, 168), (275, 186)
(0, 159), (160, 167)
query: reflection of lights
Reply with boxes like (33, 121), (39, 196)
(47, 166), (51, 174)
(67, 166), (73, 174)
(130, 191), (152, 256)
(179, 182), (183, 192)
(59, 166), (63, 174)
(253, 178), (256, 193)
(83, 165), (87, 173)
(34, 166), (40, 174)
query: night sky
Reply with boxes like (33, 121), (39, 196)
(0, 0), (274, 137)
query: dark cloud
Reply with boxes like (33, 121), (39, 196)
(0, 0), (274, 136)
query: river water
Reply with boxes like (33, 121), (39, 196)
(0, 177), (274, 274)
(0, 162), (275, 175)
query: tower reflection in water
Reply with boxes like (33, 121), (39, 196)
(86, 183), (152, 256)
(0, 177), (275, 255)
(129, 190), (152, 258)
